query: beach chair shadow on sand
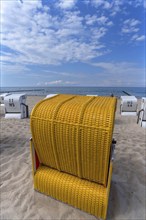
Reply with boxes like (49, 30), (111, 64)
(30, 94), (117, 220)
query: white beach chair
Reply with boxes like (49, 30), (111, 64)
(120, 96), (138, 116)
(45, 94), (58, 99)
(45, 94), (98, 100)
(0, 93), (11, 115)
(4, 94), (29, 119)
(137, 97), (146, 128)
(0, 93), (11, 105)
(86, 94), (98, 96)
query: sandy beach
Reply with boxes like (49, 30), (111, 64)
(0, 96), (145, 220)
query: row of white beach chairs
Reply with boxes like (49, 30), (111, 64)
(0, 93), (29, 119)
(0, 93), (145, 127)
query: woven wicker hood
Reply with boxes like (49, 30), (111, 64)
(30, 94), (117, 186)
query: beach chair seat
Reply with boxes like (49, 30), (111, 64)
(4, 94), (29, 119)
(30, 94), (117, 219)
(120, 96), (138, 115)
(137, 97), (146, 128)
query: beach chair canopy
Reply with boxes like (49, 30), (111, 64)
(4, 93), (26, 113)
(30, 94), (117, 219)
(4, 93), (29, 119)
(121, 96), (137, 101)
(0, 93), (11, 105)
(31, 94), (117, 186)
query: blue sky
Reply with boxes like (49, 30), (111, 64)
(1, 0), (146, 87)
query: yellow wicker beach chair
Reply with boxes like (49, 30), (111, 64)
(30, 94), (117, 219)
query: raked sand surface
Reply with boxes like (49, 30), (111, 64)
(0, 96), (145, 220)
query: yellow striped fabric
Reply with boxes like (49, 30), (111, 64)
(34, 162), (113, 220)
(31, 94), (116, 186)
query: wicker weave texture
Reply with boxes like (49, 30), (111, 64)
(31, 94), (116, 186)
(34, 163), (113, 219)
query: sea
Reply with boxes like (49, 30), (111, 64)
(0, 87), (145, 98)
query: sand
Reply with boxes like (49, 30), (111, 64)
(0, 96), (145, 220)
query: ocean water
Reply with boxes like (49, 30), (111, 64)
(0, 87), (145, 98)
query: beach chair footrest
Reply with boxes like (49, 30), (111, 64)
(34, 163), (113, 220)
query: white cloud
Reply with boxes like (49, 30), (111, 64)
(57, 0), (77, 9)
(123, 19), (140, 26)
(144, 0), (146, 8)
(85, 14), (113, 27)
(89, 61), (145, 86)
(121, 18), (144, 42)
(136, 35), (145, 41)
(90, 0), (145, 17)
(1, 62), (30, 74)
(132, 34), (145, 41)
(90, 0), (126, 17)
(134, 0), (145, 8)
(43, 70), (72, 76)
(97, 16), (113, 26)
(106, 21), (113, 26)
(1, 0), (145, 86)
(110, 1), (125, 16)
(91, 61), (135, 72)
(97, 16), (108, 24)
(122, 27), (139, 34)
(130, 19), (140, 26)
(1, 0), (110, 68)
(91, 27), (107, 41)
(85, 15), (97, 25)
(91, 0), (111, 9)
(45, 80), (63, 85)
(37, 80), (78, 86)
(122, 19), (140, 34)
(103, 1), (111, 9)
